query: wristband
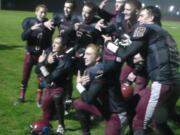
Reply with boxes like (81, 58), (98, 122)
(76, 83), (86, 94)
(116, 56), (122, 62)
(40, 66), (49, 77)
(107, 41), (119, 53)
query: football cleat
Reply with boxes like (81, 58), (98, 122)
(56, 124), (64, 135)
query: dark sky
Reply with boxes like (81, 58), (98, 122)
(91, 0), (180, 15)
(140, 0), (180, 12)
(2, 0), (180, 16)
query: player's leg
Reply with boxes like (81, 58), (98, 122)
(42, 88), (54, 121)
(36, 75), (46, 107)
(64, 72), (73, 115)
(154, 105), (174, 135)
(132, 89), (151, 135)
(133, 82), (173, 135)
(168, 84), (180, 123)
(73, 99), (102, 135)
(53, 92), (65, 134)
(105, 112), (127, 135)
(153, 85), (179, 135)
(134, 76), (148, 95)
(18, 52), (34, 102)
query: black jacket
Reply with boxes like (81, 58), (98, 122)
(22, 17), (54, 55)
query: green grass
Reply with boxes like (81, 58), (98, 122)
(0, 10), (179, 135)
(162, 21), (180, 49)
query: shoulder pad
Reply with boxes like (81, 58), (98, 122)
(22, 17), (35, 29)
(94, 69), (104, 79)
(87, 64), (104, 80)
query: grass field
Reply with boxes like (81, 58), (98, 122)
(0, 10), (179, 135)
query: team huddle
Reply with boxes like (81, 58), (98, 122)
(16, 0), (180, 135)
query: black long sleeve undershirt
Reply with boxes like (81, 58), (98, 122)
(116, 41), (145, 62)
(81, 78), (104, 104)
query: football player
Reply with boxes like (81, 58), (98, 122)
(35, 36), (73, 135)
(44, 0), (80, 113)
(104, 6), (180, 135)
(73, 1), (103, 73)
(17, 4), (54, 104)
(73, 44), (127, 135)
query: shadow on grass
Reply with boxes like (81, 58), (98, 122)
(65, 110), (78, 120)
(13, 99), (34, 106)
(0, 44), (23, 50)
(65, 127), (81, 131)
